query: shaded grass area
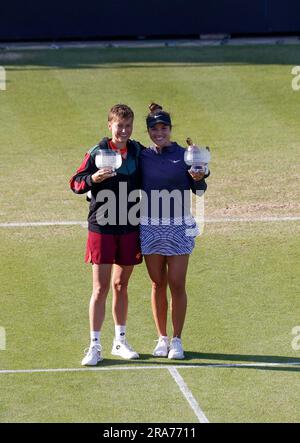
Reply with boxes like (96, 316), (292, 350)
(1, 45), (300, 69)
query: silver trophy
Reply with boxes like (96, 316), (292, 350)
(184, 137), (211, 174)
(95, 149), (122, 172)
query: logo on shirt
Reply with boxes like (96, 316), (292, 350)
(169, 159), (181, 163)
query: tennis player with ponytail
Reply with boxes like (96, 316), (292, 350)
(140, 103), (210, 359)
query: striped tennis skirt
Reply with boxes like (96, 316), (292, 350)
(140, 216), (200, 256)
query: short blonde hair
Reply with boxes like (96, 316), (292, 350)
(108, 104), (134, 122)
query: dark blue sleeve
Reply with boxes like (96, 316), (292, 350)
(188, 170), (210, 195)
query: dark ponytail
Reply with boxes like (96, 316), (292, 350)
(146, 103), (172, 128)
(148, 102), (163, 113)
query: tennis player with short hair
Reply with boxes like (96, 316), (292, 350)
(70, 104), (143, 365)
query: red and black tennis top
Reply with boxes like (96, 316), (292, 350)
(70, 137), (144, 234)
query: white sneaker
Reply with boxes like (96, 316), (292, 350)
(81, 344), (103, 366)
(153, 336), (169, 357)
(168, 337), (185, 360)
(111, 339), (139, 360)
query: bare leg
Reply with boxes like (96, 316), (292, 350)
(145, 255), (168, 337)
(89, 264), (112, 332)
(167, 255), (189, 338)
(111, 264), (134, 326)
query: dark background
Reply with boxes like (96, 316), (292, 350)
(0, 0), (299, 41)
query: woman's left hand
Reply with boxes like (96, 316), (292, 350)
(189, 170), (205, 181)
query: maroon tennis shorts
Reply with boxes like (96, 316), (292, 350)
(85, 230), (142, 266)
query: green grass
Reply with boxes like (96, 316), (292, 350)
(1, 370), (198, 423)
(0, 223), (299, 422)
(182, 366), (300, 423)
(0, 45), (299, 422)
(1, 45), (299, 221)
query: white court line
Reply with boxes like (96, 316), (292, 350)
(168, 367), (209, 423)
(0, 221), (88, 228)
(205, 216), (300, 223)
(1, 362), (300, 374)
(0, 216), (300, 228)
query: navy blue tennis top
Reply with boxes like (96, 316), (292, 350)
(140, 142), (209, 220)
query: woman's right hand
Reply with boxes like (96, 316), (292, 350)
(91, 168), (116, 184)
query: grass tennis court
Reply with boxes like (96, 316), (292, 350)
(0, 44), (299, 422)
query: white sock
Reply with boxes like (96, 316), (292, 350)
(90, 331), (101, 346)
(115, 325), (126, 342)
(160, 335), (169, 341)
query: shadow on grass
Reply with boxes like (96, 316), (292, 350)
(184, 351), (300, 364)
(97, 351), (300, 373)
(1, 45), (299, 71)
